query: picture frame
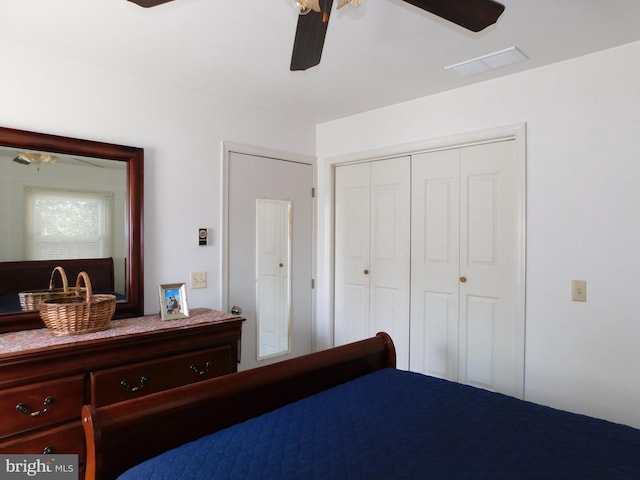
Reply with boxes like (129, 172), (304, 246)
(158, 283), (189, 320)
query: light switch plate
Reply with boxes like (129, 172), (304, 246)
(191, 271), (207, 289)
(571, 280), (586, 302)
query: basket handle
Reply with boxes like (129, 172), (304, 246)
(74, 271), (94, 303)
(49, 267), (70, 293)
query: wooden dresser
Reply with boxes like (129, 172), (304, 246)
(0, 308), (244, 476)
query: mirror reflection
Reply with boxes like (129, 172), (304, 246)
(256, 199), (291, 359)
(0, 126), (144, 332)
(1, 147), (127, 276)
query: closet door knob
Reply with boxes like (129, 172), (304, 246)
(363, 269), (369, 275)
(459, 276), (467, 283)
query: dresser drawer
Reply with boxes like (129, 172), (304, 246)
(0, 376), (85, 438)
(91, 346), (232, 406)
(0, 422), (85, 480)
(0, 421), (85, 456)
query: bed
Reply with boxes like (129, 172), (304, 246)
(0, 257), (122, 313)
(82, 332), (640, 480)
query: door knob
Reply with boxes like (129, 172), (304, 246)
(230, 305), (243, 314)
(363, 269), (369, 275)
(459, 276), (467, 283)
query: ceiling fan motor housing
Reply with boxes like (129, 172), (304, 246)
(128, 0), (174, 8)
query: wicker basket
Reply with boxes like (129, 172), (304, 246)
(19, 266), (75, 312)
(39, 271), (116, 336)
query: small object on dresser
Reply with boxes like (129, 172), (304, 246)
(158, 283), (189, 320)
(39, 271), (116, 336)
(19, 266), (76, 312)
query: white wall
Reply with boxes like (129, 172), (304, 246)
(316, 41), (640, 428)
(3, 34), (639, 431)
(0, 44), (316, 317)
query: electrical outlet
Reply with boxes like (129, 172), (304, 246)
(571, 280), (586, 302)
(191, 271), (207, 289)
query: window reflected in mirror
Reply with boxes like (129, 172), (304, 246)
(25, 187), (115, 261)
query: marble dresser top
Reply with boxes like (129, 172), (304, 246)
(0, 308), (241, 355)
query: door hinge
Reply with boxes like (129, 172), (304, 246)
(311, 187), (316, 198)
(311, 278), (315, 289)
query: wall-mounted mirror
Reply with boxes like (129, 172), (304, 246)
(0, 126), (143, 333)
(256, 198), (291, 359)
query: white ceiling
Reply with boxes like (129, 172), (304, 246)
(3, 0), (640, 124)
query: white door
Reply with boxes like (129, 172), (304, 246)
(334, 157), (411, 369)
(227, 152), (314, 371)
(409, 148), (461, 381)
(410, 140), (525, 398)
(334, 162), (370, 347)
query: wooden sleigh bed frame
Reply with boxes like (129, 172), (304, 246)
(82, 332), (396, 480)
(83, 330), (640, 479)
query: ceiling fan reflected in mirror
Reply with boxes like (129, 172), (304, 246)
(127, 0), (505, 71)
(12, 152), (57, 166)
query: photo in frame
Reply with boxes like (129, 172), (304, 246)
(158, 283), (189, 320)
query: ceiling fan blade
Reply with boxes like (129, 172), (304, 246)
(401, 0), (505, 32)
(290, 0), (335, 71)
(127, 0), (174, 7)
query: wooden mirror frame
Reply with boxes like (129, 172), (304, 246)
(0, 126), (144, 333)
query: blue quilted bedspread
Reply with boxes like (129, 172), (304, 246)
(118, 368), (640, 479)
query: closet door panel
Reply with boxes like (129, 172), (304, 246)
(410, 150), (460, 380)
(464, 295), (497, 386)
(458, 140), (524, 398)
(334, 163), (371, 347)
(370, 158), (411, 369)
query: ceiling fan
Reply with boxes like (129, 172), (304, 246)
(128, 0), (505, 71)
(12, 152), (57, 166)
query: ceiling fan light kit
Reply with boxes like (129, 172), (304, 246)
(12, 152), (57, 166)
(127, 0), (506, 72)
(296, 0), (321, 14)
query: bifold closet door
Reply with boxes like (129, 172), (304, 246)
(410, 140), (524, 398)
(334, 157), (411, 369)
(334, 162), (370, 348)
(410, 148), (461, 381)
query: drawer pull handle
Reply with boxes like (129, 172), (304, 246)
(120, 375), (150, 392)
(43, 445), (55, 455)
(16, 396), (54, 417)
(190, 361), (213, 375)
